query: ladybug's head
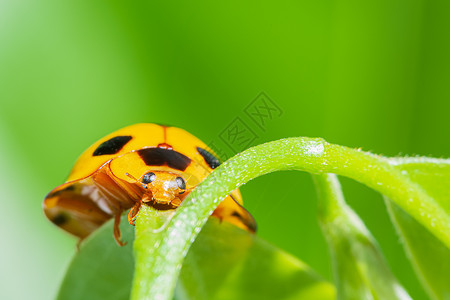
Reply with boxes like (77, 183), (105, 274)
(139, 171), (188, 208)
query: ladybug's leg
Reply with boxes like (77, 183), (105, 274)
(128, 201), (141, 226)
(113, 212), (127, 246)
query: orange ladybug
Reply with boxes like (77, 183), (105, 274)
(43, 124), (256, 246)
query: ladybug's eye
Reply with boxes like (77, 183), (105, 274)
(176, 177), (186, 190)
(142, 172), (156, 184)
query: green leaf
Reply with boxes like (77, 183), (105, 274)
(386, 158), (450, 300)
(57, 214), (135, 300)
(131, 138), (450, 300)
(58, 211), (335, 300)
(176, 218), (335, 300)
(313, 174), (411, 300)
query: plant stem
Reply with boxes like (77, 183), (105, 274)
(131, 206), (175, 300)
(131, 137), (450, 300)
(313, 174), (411, 300)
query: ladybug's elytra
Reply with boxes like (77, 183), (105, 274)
(43, 124), (256, 245)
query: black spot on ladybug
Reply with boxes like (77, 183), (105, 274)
(230, 195), (257, 233)
(52, 213), (69, 225)
(231, 209), (257, 233)
(138, 148), (191, 171)
(197, 147), (221, 169)
(93, 136), (132, 156)
(231, 211), (242, 218)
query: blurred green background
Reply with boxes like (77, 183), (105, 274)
(1, 1), (449, 299)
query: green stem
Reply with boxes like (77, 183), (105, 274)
(131, 206), (175, 300)
(313, 174), (411, 299)
(313, 173), (347, 222)
(131, 137), (449, 300)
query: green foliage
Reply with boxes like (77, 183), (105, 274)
(58, 214), (335, 300)
(128, 138), (449, 299)
(57, 215), (134, 300)
(2, 1), (450, 299)
(176, 217), (335, 300)
(59, 138), (449, 300)
(314, 174), (411, 300)
(386, 158), (450, 300)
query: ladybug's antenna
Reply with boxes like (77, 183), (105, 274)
(125, 173), (147, 202)
(125, 172), (148, 194)
(125, 172), (139, 182)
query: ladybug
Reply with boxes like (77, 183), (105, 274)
(43, 124), (256, 246)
